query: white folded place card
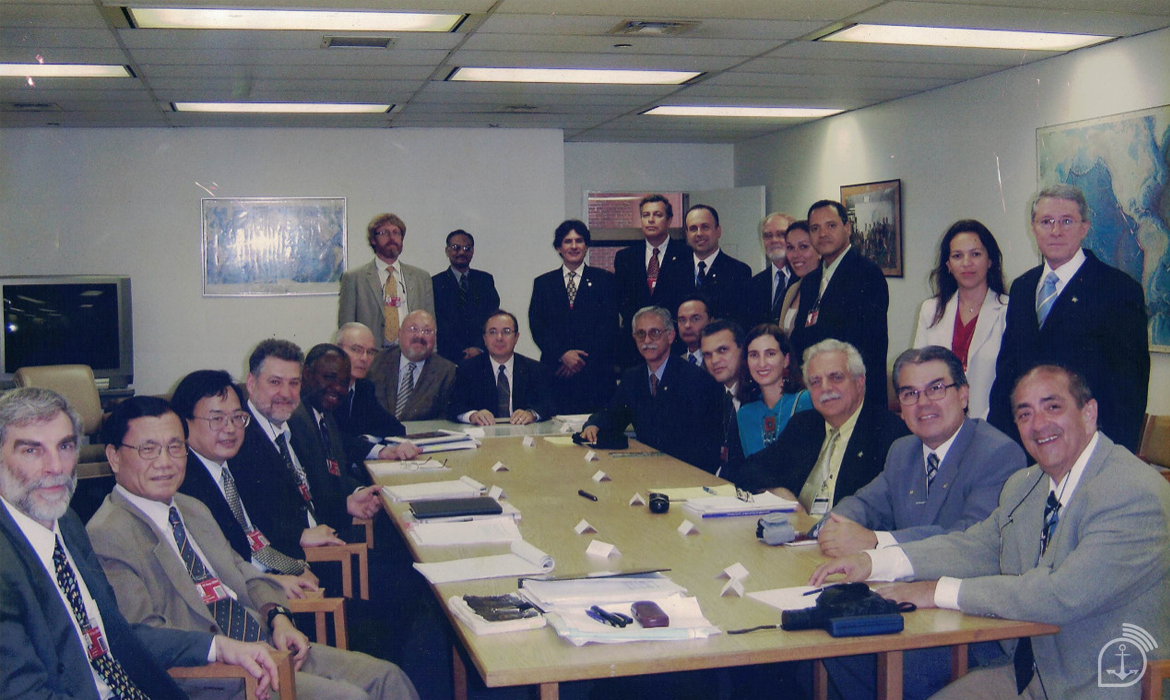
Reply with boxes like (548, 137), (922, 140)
(491, 461), (508, 472)
(522, 435), (536, 447)
(720, 562), (750, 581)
(488, 485), (506, 500)
(720, 578), (745, 597)
(585, 539), (618, 557)
(574, 519), (596, 535)
(629, 493), (646, 506)
(591, 469), (610, 482)
(560, 422), (575, 433)
(677, 520), (699, 536)
(584, 450), (599, 462)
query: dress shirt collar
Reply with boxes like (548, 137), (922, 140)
(684, 348), (703, 366)
(821, 245), (851, 290)
(772, 263), (792, 292)
(826, 399), (863, 444)
(921, 419), (963, 466)
(1, 495), (60, 562)
(248, 399), (289, 444)
(115, 484), (176, 530)
(693, 248), (721, 269)
(645, 238), (670, 257)
(1040, 247), (1086, 295)
(726, 383), (741, 411)
(448, 266), (467, 283)
(398, 353), (426, 379)
(490, 355), (515, 377)
(376, 257), (399, 277)
(1048, 431), (1098, 506)
(192, 448), (226, 477)
(561, 263), (586, 284)
(649, 355), (669, 382)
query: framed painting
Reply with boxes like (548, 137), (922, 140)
(201, 197), (346, 297)
(840, 179), (903, 277)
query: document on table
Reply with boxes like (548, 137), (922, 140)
(518, 572), (685, 609)
(407, 515), (523, 546)
(366, 459), (451, 477)
(382, 475), (486, 502)
(649, 484), (736, 502)
(413, 540), (554, 584)
(746, 585), (826, 611)
(545, 594), (720, 646)
(681, 491), (798, 518)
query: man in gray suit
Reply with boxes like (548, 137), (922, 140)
(369, 310), (456, 421)
(812, 365), (1170, 700)
(88, 396), (420, 700)
(339, 213), (435, 348)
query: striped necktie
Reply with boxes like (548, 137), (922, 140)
(1035, 271), (1060, 327)
(397, 362), (415, 418)
(221, 464), (305, 575)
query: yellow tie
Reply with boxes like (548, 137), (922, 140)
(383, 267), (400, 344)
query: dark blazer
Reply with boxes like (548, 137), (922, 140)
(369, 347), (457, 422)
(789, 248), (890, 407)
(529, 265), (619, 414)
(734, 400), (909, 497)
(677, 250), (753, 326)
(987, 250), (1148, 452)
(432, 267), (500, 364)
(289, 403), (363, 533)
(334, 377), (405, 479)
(830, 418), (1027, 544)
(747, 264), (794, 327)
(447, 352), (556, 422)
(1, 506), (209, 700)
(584, 357), (724, 473)
(178, 448), (253, 562)
(612, 239), (691, 366)
(231, 410), (313, 560)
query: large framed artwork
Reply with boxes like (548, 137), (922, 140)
(1038, 105), (1170, 351)
(201, 197), (346, 297)
(840, 179), (903, 277)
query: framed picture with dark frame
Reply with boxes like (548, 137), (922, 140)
(840, 179), (903, 277)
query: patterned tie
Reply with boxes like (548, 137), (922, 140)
(275, 432), (315, 515)
(1039, 491), (1061, 558)
(925, 452), (940, 485)
(317, 414), (340, 477)
(696, 261), (707, 288)
(167, 507), (262, 642)
(53, 538), (151, 700)
(649, 372), (659, 398)
(1035, 271), (1060, 327)
(383, 267), (401, 344)
(647, 247), (660, 291)
(457, 273), (469, 310)
(799, 429), (841, 514)
(771, 270), (785, 319)
(1015, 491), (1063, 692)
(566, 270), (578, 309)
(221, 465), (305, 575)
(396, 362), (415, 418)
(495, 364), (511, 419)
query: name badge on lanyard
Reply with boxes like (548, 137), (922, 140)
(327, 458), (340, 477)
(811, 497), (831, 516)
(298, 483), (313, 503)
(384, 295), (402, 307)
(198, 577), (228, 604)
(246, 530), (270, 553)
(84, 625), (108, 660)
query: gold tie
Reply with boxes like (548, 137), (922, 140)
(383, 267), (401, 344)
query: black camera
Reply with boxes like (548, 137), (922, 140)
(648, 492), (669, 514)
(781, 583), (911, 637)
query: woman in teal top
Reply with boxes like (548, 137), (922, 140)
(737, 324), (813, 456)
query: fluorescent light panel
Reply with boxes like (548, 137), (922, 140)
(821, 24), (1112, 51)
(174, 102), (390, 114)
(450, 67), (700, 85)
(0, 64), (130, 78)
(129, 8), (463, 32)
(646, 106), (843, 119)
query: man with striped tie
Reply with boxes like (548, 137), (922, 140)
(88, 396), (419, 700)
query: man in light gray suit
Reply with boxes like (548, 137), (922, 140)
(813, 364), (1170, 700)
(339, 213), (435, 348)
(368, 310), (456, 421)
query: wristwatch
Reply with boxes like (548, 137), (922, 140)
(266, 604), (295, 630)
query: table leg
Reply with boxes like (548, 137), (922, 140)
(950, 643), (969, 680)
(876, 650), (903, 700)
(537, 682), (559, 700)
(813, 659), (828, 700)
(452, 645), (468, 700)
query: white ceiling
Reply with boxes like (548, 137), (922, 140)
(2, 0), (1167, 141)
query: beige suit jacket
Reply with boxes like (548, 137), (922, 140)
(338, 258), (435, 346)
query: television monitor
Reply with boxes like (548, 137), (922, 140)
(1, 275), (134, 390)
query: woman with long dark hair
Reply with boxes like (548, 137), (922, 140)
(737, 324), (812, 456)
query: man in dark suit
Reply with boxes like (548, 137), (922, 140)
(581, 306), (724, 473)
(735, 339), (908, 507)
(789, 199), (890, 409)
(333, 323), (407, 465)
(675, 294), (710, 366)
(613, 194), (691, 367)
(448, 310), (556, 425)
(747, 212), (796, 327)
(699, 319), (747, 476)
(987, 183), (1149, 452)
(0, 387), (278, 700)
(369, 311), (458, 422)
(431, 229), (500, 365)
(680, 204), (752, 327)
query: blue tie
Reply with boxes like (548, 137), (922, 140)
(1035, 271), (1060, 327)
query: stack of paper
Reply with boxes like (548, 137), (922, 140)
(545, 594), (720, 646)
(386, 430), (479, 454)
(381, 475), (486, 502)
(413, 540), (554, 584)
(407, 515), (523, 546)
(366, 458), (451, 477)
(681, 491), (798, 518)
(518, 573), (685, 609)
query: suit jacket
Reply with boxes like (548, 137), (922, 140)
(902, 434), (1170, 699)
(987, 250), (1148, 452)
(432, 268), (500, 364)
(734, 400), (909, 497)
(231, 410), (314, 560)
(178, 448), (254, 563)
(87, 491), (285, 643)
(333, 378), (406, 483)
(338, 259), (435, 347)
(789, 248), (890, 407)
(447, 352), (556, 422)
(747, 263), (794, 328)
(528, 265), (619, 414)
(289, 403), (363, 533)
(1, 506), (208, 700)
(584, 357), (724, 473)
(831, 418), (1026, 544)
(369, 347), (457, 422)
(678, 250), (753, 326)
(612, 238), (691, 366)
(913, 290), (1008, 420)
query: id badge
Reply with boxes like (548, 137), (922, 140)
(198, 577), (228, 604)
(805, 308), (819, 327)
(327, 458), (340, 477)
(84, 626), (108, 660)
(298, 483), (312, 503)
(383, 294), (402, 307)
(246, 530), (270, 553)
(811, 497), (830, 516)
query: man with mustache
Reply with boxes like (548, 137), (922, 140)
(368, 310), (457, 422)
(581, 306), (723, 472)
(735, 339), (908, 507)
(431, 229), (500, 365)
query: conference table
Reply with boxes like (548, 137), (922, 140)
(373, 420), (1057, 700)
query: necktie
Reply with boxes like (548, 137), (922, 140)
(383, 267), (401, 344)
(696, 261), (707, 288)
(317, 414), (340, 477)
(496, 364), (511, 418)
(275, 432), (314, 514)
(221, 465), (305, 575)
(53, 537), (151, 700)
(647, 247), (660, 291)
(566, 270), (578, 309)
(396, 362), (415, 418)
(689, 353), (700, 366)
(168, 507), (262, 642)
(721, 392), (740, 468)
(1039, 491), (1061, 558)
(457, 273), (469, 310)
(1015, 491), (1063, 692)
(771, 270), (785, 319)
(925, 452), (940, 485)
(1035, 271), (1060, 327)
(346, 386), (355, 418)
(799, 429), (841, 514)
(649, 372), (659, 397)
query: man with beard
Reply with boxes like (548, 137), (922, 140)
(369, 310), (457, 421)
(748, 212), (796, 326)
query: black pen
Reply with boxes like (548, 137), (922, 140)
(578, 489), (599, 501)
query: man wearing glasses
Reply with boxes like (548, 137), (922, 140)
(447, 310), (555, 426)
(431, 229), (500, 364)
(582, 306), (723, 472)
(369, 310), (457, 422)
(332, 322), (407, 459)
(988, 183), (1149, 452)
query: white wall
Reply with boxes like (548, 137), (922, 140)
(735, 27), (1170, 412)
(0, 128), (565, 394)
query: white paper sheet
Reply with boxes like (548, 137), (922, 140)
(407, 515), (523, 546)
(413, 540), (554, 584)
(746, 586), (826, 611)
(381, 475), (486, 502)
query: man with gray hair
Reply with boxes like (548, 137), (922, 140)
(582, 306), (723, 472)
(988, 183), (1148, 452)
(332, 322), (406, 459)
(735, 339), (908, 505)
(748, 211), (796, 326)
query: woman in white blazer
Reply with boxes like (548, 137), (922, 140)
(913, 220), (1008, 419)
